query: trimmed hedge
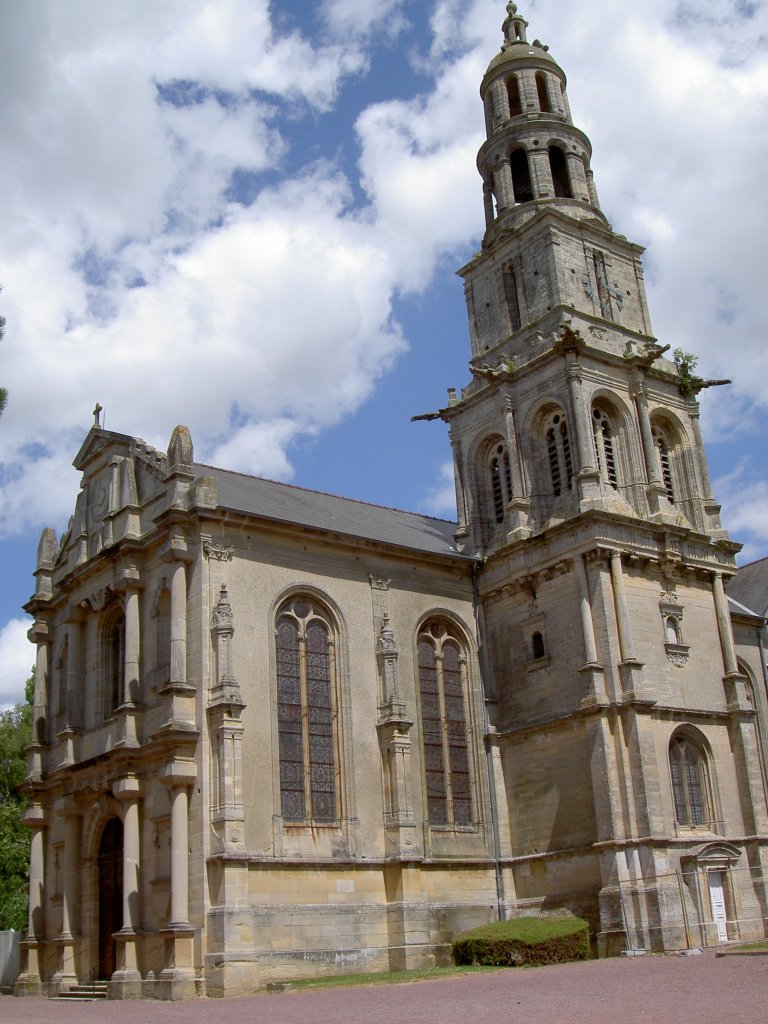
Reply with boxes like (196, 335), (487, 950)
(453, 916), (589, 967)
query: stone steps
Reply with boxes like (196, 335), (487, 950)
(53, 982), (109, 1001)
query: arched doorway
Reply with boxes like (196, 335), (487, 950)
(97, 818), (123, 980)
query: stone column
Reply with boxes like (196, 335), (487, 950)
(28, 621), (51, 777)
(15, 804), (46, 995)
(565, 152), (590, 202)
(632, 378), (671, 520)
(112, 776), (142, 998)
(632, 379), (661, 486)
(574, 555), (607, 706)
(170, 785), (190, 928)
(124, 587), (140, 707)
(712, 572), (738, 677)
(609, 550), (645, 698)
(122, 797), (140, 933)
(27, 810), (46, 939)
(449, 430), (470, 544)
(483, 183), (496, 227)
(158, 764), (198, 1000)
(492, 157), (514, 210)
(528, 148), (553, 199)
(160, 537), (196, 727)
(60, 809), (80, 940)
(170, 560), (187, 686)
(53, 801), (81, 993)
(586, 168), (601, 209)
(690, 406), (724, 533)
(114, 568), (143, 748)
(690, 406), (715, 502)
(565, 358), (595, 475)
(575, 555), (599, 665)
(610, 550), (634, 663)
(490, 77), (509, 123)
(503, 397), (526, 499)
(503, 396), (530, 540)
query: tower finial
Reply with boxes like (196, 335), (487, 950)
(502, 1), (528, 49)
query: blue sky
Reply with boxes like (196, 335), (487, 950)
(1, 0), (767, 704)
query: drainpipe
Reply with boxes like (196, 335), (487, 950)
(472, 560), (506, 922)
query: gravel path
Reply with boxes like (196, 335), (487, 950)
(3, 951), (766, 1024)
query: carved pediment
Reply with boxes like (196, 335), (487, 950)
(73, 426), (129, 472)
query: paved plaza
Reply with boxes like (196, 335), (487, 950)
(2, 951), (766, 1024)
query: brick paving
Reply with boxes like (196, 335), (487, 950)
(2, 951), (766, 1024)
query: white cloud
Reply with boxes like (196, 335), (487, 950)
(320, 0), (410, 41)
(0, 0), (767, 563)
(421, 460), (458, 518)
(714, 458), (768, 564)
(0, 618), (34, 708)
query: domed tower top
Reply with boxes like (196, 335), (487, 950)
(478, 3), (604, 237)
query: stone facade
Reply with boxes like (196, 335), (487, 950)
(16, 2), (768, 1000)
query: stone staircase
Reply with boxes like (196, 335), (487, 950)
(53, 981), (109, 1001)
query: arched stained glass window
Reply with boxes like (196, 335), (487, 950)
(417, 622), (473, 828)
(669, 733), (712, 828)
(276, 598), (338, 823)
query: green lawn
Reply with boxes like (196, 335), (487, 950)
(279, 965), (498, 991)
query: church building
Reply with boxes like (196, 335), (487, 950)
(16, 2), (768, 999)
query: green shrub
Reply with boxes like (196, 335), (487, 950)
(453, 916), (589, 968)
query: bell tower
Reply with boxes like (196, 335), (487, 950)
(419, 3), (765, 958)
(435, 1), (727, 557)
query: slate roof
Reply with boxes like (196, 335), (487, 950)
(726, 556), (768, 618)
(195, 464), (469, 560)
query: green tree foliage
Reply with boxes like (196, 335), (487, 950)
(0, 671), (34, 930)
(0, 285), (6, 416)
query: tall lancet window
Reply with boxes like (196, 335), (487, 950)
(669, 733), (713, 829)
(488, 443), (513, 523)
(417, 621), (473, 828)
(593, 407), (618, 489)
(545, 412), (573, 496)
(652, 424), (675, 502)
(276, 597), (339, 823)
(510, 149), (534, 203)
